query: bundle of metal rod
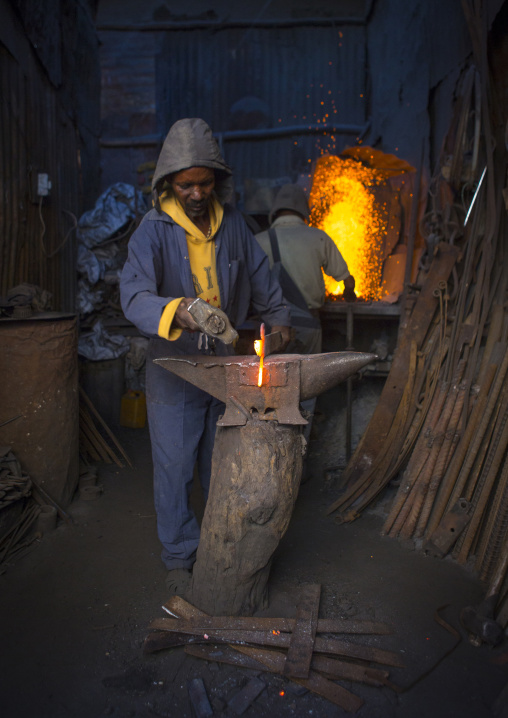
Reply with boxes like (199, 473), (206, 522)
(327, 11), (508, 615)
(451, 363), (508, 571)
(383, 359), (468, 541)
(0, 501), (41, 573)
(0, 448), (32, 509)
(78, 388), (132, 469)
(325, 257), (458, 522)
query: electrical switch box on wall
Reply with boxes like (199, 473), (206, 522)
(37, 173), (52, 197)
(29, 168), (52, 202)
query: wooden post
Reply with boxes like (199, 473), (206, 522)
(186, 418), (303, 616)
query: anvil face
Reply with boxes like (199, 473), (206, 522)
(154, 352), (377, 426)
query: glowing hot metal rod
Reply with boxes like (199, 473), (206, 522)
(254, 323), (265, 387)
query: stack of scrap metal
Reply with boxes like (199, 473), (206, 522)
(0, 447), (40, 573)
(327, 1), (508, 642)
(144, 587), (404, 713)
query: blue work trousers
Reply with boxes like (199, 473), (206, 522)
(146, 360), (224, 570)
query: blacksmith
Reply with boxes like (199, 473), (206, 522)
(120, 118), (290, 594)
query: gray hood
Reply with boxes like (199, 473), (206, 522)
(269, 183), (310, 224)
(152, 118), (233, 207)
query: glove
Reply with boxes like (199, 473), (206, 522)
(343, 275), (356, 302)
(271, 325), (291, 351)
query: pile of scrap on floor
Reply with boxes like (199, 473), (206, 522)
(327, 4), (508, 644)
(145, 587), (403, 714)
(0, 446), (40, 572)
(143, 588), (465, 714)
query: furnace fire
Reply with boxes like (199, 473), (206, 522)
(307, 147), (420, 305)
(309, 154), (385, 301)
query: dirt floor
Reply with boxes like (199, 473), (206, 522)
(1, 381), (508, 718)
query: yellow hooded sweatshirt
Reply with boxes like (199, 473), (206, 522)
(157, 193), (224, 340)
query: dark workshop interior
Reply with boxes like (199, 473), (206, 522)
(1, 0), (508, 716)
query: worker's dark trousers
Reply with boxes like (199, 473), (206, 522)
(146, 360), (224, 570)
(287, 323), (322, 445)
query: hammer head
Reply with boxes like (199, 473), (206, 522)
(187, 298), (239, 345)
(460, 600), (504, 646)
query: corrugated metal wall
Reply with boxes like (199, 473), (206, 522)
(0, 44), (81, 310)
(155, 24), (367, 200)
(0, 0), (100, 312)
(99, 29), (160, 192)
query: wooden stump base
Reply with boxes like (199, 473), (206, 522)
(186, 418), (303, 616)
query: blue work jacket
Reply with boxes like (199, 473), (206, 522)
(120, 204), (290, 359)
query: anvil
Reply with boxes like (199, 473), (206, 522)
(155, 349), (378, 616)
(155, 352), (377, 426)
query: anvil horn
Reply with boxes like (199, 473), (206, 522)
(300, 351), (378, 400)
(155, 357), (228, 401)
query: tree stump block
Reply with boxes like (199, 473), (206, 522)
(186, 418), (303, 616)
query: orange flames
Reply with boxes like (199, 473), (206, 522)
(309, 155), (385, 300)
(254, 323), (265, 387)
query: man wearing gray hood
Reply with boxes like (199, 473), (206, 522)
(256, 183), (355, 355)
(120, 118), (290, 594)
(256, 184), (355, 462)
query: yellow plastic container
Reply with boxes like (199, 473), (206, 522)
(120, 390), (147, 428)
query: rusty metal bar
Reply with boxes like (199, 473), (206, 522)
(185, 644), (390, 687)
(346, 305), (354, 462)
(155, 614), (392, 635)
(144, 624), (404, 666)
(101, 122), (370, 149)
(97, 17), (368, 31)
(283, 584), (321, 679)
(400, 139), (425, 323)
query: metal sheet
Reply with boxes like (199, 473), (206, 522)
(0, 0), (101, 310)
(0, 315), (79, 506)
(154, 24), (367, 199)
(0, 24), (88, 311)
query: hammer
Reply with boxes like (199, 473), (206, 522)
(460, 536), (508, 646)
(187, 298), (238, 345)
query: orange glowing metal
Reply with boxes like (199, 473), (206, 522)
(254, 323), (265, 387)
(310, 155), (385, 300)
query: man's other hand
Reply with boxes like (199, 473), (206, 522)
(271, 325), (291, 351)
(343, 275), (357, 302)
